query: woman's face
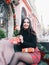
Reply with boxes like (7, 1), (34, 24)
(23, 19), (30, 29)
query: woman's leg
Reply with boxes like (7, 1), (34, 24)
(17, 62), (26, 65)
(10, 52), (33, 65)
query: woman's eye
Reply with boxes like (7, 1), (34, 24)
(27, 22), (29, 23)
(24, 22), (29, 23)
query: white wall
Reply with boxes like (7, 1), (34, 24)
(14, 0), (32, 30)
(8, 5), (14, 38)
(35, 0), (49, 29)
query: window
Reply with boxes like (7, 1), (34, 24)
(21, 7), (27, 20)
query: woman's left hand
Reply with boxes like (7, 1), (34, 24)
(19, 35), (23, 43)
(22, 48), (35, 52)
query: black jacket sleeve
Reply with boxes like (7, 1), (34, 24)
(20, 35), (37, 48)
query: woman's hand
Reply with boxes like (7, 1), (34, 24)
(9, 36), (21, 44)
(9, 35), (23, 45)
(22, 48), (35, 52)
(19, 35), (23, 43)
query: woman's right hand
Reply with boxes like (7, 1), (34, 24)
(9, 36), (21, 44)
(9, 35), (23, 45)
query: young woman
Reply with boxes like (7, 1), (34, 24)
(10, 17), (41, 65)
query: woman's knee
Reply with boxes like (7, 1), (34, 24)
(17, 62), (26, 65)
(15, 52), (22, 59)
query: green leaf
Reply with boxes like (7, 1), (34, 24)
(14, 30), (19, 36)
(39, 61), (48, 65)
(38, 43), (48, 52)
(0, 29), (6, 39)
(44, 54), (49, 59)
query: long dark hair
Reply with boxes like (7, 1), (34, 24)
(20, 17), (36, 35)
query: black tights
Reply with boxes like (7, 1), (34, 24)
(10, 52), (33, 65)
(17, 61), (26, 65)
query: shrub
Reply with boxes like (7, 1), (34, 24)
(0, 29), (6, 39)
(14, 30), (19, 36)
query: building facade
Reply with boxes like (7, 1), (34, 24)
(0, 0), (39, 38)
